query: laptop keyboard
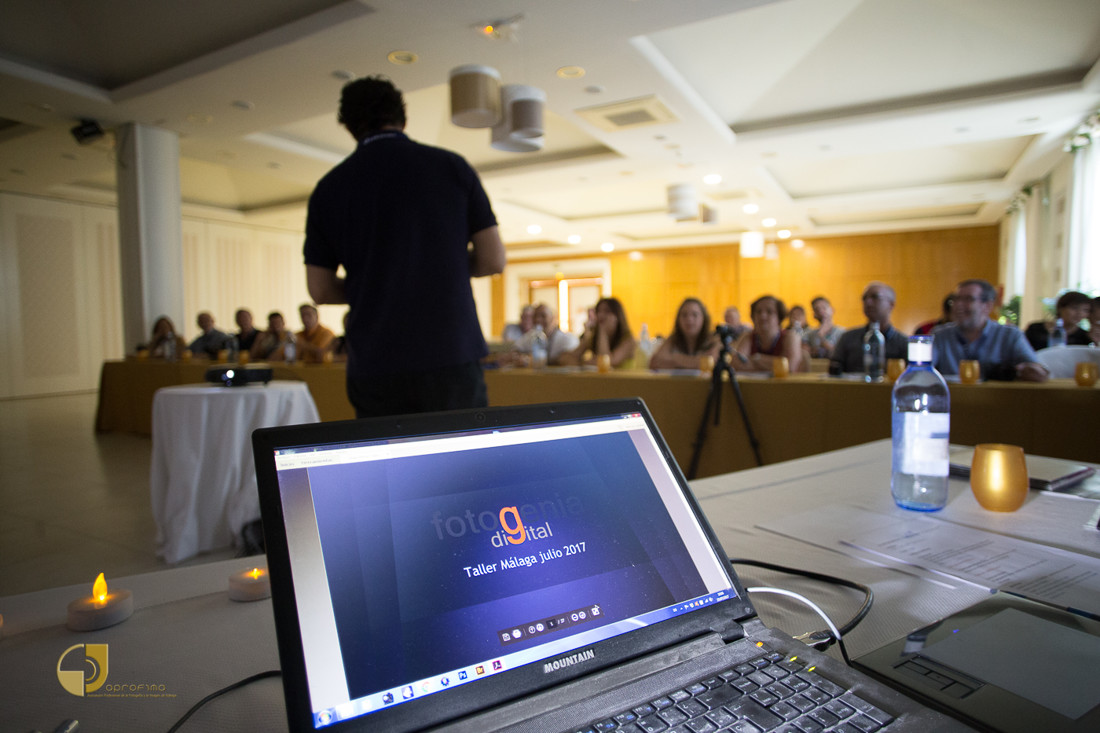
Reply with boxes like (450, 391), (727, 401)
(572, 644), (895, 733)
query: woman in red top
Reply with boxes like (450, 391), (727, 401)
(734, 294), (804, 373)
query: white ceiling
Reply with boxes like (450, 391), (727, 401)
(1, 0), (1098, 258)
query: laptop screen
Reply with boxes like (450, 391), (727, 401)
(260, 402), (740, 730)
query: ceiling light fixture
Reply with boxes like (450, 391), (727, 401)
(761, 217), (777, 227)
(742, 203), (759, 215)
(601, 242), (616, 252)
(567, 234), (582, 244)
(526, 224), (542, 235)
(740, 232), (764, 259)
(791, 239), (805, 249)
(777, 229), (791, 239)
(387, 50), (419, 65)
(449, 65), (502, 128)
(703, 173), (722, 185)
(474, 14), (523, 41)
(667, 183), (698, 221)
(491, 84), (545, 152)
(556, 66), (585, 79)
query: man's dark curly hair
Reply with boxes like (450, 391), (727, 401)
(338, 76), (407, 140)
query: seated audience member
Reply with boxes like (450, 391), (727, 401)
(187, 311), (232, 359)
(786, 304), (808, 334)
(1091, 297), (1100, 345)
(722, 306), (750, 341)
(503, 299), (580, 365)
(733, 294), (805, 373)
(501, 305), (535, 343)
(234, 308), (259, 353)
(804, 296), (845, 358)
(1023, 290), (1092, 351)
(830, 282), (909, 374)
(561, 297), (636, 368)
(649, 298), (719, 369)
(146, 316), (185, 358)
(251, 311), (292, 361)
(913, 294), (953, 335)
(933, 279), (1048, 382)
(295, 304), (336, 363)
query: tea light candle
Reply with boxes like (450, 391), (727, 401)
(67, 573), (133, 631)
(228, 567), (271, 602)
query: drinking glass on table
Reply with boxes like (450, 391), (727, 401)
(959, 360), (980, 385)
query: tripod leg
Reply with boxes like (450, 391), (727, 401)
(724, 364), (764, 466)
(687, 367), (723, 479)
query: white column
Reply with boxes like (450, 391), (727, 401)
(115, 123), (184, 352)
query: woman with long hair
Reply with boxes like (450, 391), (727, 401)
(649, 297), (718, 369)
(734, 294), (804, 372)
(562, 297), (636, 368)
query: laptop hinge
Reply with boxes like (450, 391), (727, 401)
(719, 617), (751, 643)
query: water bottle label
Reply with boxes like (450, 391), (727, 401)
(896, 412), (949, 476)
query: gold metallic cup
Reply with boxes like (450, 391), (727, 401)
(959, 360), (980, 384)
(596, 354), (611, 373)
(699, 354), (715, 375)
(970, 443), (1028, 512)
(1075, 361), (1098, 387)
(772, 356), (789, 378)
(216, 349), (229, 363)
(886, 358), (906, 382)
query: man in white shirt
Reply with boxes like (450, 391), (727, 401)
(512, 303), (579, 365)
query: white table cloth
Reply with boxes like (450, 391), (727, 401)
(150, 381), (319, 563)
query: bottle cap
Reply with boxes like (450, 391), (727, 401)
(908, 337), (932, 363)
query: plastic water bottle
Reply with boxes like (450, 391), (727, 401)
(229, 336), (240, 363)
(531, 325), (548, 368)
(638, 323), (652, 368)
(164, 334), (177, 362)
(891, 336), (950, 511)
(284, 335), (297, 364)
(863, 322), (885, 382)
(1049, 318), (1066, 348)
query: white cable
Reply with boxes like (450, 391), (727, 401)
(746, 586), (842, 642)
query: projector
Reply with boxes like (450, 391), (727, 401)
(205, 365), (273, 387)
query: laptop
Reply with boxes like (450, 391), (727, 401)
(252, 398), (960, 732)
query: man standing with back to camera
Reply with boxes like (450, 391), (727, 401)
(304, 76), (506, 417)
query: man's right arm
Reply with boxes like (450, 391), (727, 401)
(469, 225), (506, 277)
(307, 265), (347, 305)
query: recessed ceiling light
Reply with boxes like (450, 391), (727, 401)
(526, 224), (542, 235)
(629, 251), (643, 261)
(331, 70), (355, 81)
(601, 242), (615, 252)
(743, 203), (759, 215)
(567, 234), (582, 244)
(777, 229), (791, 239)
(232, 100), (254, 111)
(387, 51), (418, 65)
(584, 85), (605, 94)
(703, 173), (722, 185)
(186, 114), (213, 125)
(791, 239), (805, 249)
(762, 217), (777, 227)
(557, 65), (585, 79)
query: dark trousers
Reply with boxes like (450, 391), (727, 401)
(347, 361), (488, 418)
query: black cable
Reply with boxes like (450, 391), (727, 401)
(166, 669), (281, 733)
(730, 557), (874, 661)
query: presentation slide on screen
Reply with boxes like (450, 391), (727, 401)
(304, 429), (707, 699)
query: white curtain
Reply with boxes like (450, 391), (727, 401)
(1065, 140), (1100, 293)
(1001, 195), (1028, 300)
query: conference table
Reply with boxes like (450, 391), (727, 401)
(96, 360), (1099, 480)
(150, 381), (320, 563)
(2, 440), (1097, 731)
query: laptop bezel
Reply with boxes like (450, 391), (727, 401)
(253, 398), (754, 732)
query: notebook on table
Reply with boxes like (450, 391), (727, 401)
(252, 398), (959, 732)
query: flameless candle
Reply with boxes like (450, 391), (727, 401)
(66, 573), (133, 631)
(228, 567), (271, 602)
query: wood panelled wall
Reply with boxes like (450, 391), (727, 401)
(496, 225), (1000, 338)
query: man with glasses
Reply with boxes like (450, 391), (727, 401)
(932, 279), (1048, 382)
(829, 282), (909, 374)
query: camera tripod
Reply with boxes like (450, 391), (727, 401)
(687, 338), (762, 479)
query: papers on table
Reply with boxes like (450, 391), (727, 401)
(760, 504), (1100, 616)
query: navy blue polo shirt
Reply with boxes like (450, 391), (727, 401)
(304, 132), (497, 377)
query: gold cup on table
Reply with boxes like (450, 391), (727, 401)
(596, 353), (612, 373)
(238, 350), (250, 365)
(135, 349), (149, 361)
(216, 349), (230, 363)
(698, 354), (715, 375)
(969, 443), (1029, 512)
(959, 359), (981, 385)
(772, 356), (789, 379)
(886, 358), (906, 382)
(1075, 361), (1098, 387)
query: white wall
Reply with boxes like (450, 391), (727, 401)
(0, 192), (498, 398)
